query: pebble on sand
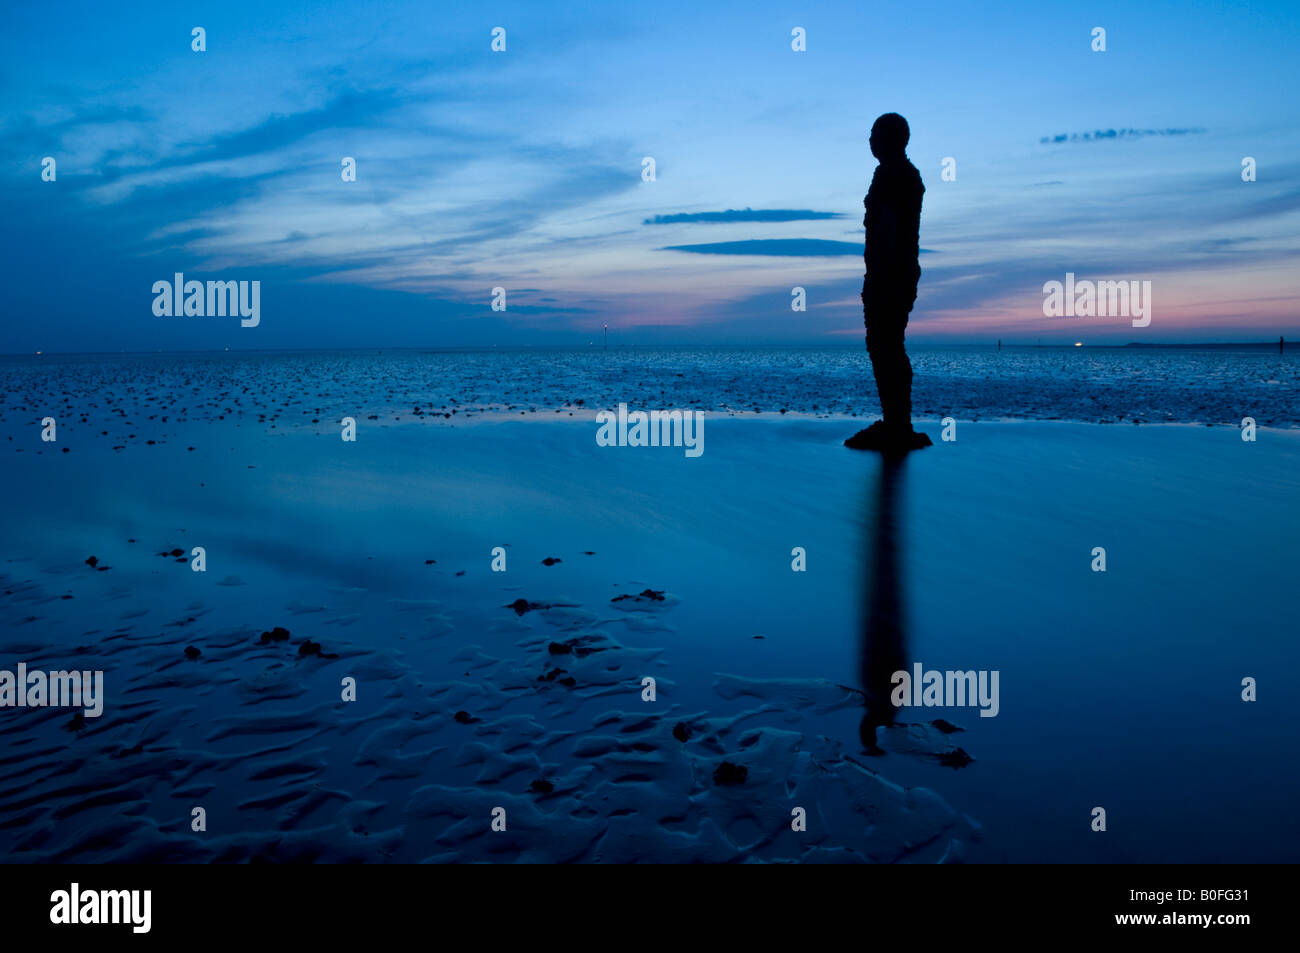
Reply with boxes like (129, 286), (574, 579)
(258, 626), (291, 644)
(297, 639), (338, 659)
(937, 748), (974, 769)
(712, 761), (748, 785)
(505, 598), (551, 616)
(611, 588), (665, 603)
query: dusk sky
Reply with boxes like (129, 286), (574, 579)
(3, 0), (1297, 351)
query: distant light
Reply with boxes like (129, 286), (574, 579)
(1074, 342), (1083, 347)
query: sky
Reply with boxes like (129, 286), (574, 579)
(2, 0), (1298, 351)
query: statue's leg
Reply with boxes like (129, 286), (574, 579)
(867, 311), (909, 429)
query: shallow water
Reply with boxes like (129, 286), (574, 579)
(3, 345), (1297, 430)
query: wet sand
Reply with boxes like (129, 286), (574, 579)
(1, 408), (1296, 862)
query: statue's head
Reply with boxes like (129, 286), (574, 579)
(870, 113), (910, 161)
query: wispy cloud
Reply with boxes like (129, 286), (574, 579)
(644, 208), (845, 224)
(1038, 127), (1206, 144)
(662, 239), (862, 256)
(661, 240), (936, 257)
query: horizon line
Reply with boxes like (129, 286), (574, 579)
(3, 339), (1296, 358)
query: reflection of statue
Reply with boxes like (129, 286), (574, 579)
(859, 455), (908, 752)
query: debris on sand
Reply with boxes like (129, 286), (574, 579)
(611, 588), (665, 604)
(505, 598), (551, 616)
(712, 761), (748, 786)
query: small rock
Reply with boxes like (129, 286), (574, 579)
(672, 722), (691, 742)
(505, 598), (549, 616)
(529, 779), (554, 794)
(937, 747), (974, 769)
(84, 556), (98, 568)
(258, 626), (291, 644)
(713, 761), (748, 785)
(541, 557), (561, 566)
(612, 588), (666, 603)
(184, 645), (201, 660)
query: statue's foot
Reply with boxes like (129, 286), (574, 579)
(843, 419), (891, 450)
(844, 420), (932, 453)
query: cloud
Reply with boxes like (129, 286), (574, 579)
(662, 239), (861, 256)
(1038, 127), (1206, 144)
(662, 240), (936, 257)
(644, 208), (846, 225)
(148, 89), (410, 173)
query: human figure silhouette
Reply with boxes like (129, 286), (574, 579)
(845, 113), (932, 453)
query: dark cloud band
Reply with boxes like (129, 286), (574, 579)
(645, 209), (845, 225)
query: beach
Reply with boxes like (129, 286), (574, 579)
(2, 356), (1296, 862)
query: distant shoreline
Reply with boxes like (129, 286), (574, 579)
(1, 341), (1294, 359)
